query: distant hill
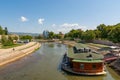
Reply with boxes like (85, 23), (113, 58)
(9, 32), (40, 36)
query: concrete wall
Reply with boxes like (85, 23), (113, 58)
(92, 40), (120, 46)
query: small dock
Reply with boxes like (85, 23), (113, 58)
(104, 57), (118, 62)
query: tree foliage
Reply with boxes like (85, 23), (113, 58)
(4, 27), (8, 35)
(64, 23), (120, 43)
(47, 31), (63, 39)
(1, 35), (14, 46)
(0, 26), (9, 35)
(64, 29), (83, 40)
(0, 26), (4, 35)
(35, 35), (43, 39)
(97, 24), (108, 38)
(81, 30), (96, 41)
(20, 35), (33, 41)
(48, 31), (54, 39)
(108, 26), (120, 43)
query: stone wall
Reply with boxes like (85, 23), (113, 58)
(92, 40), (120, 46)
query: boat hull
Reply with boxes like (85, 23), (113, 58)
(61, 53), (107, 76)
(61, 63), (107, 76)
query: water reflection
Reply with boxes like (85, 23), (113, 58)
(48, 43), (54, 47)
(0, 43), (119, 80)
(57, 43), (62, 47)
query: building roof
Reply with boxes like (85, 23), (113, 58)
(67, 43), (104, 60)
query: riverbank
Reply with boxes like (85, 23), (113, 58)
(62, 40), (76, 46)
(62, 41), (120, 76)
(0, 42), (41, 66)
(85, 43), (120, 76)
(109, 58), (120, 75)
(0, 43), (120, 80)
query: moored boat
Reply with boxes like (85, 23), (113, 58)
(61, 45), (107, 75)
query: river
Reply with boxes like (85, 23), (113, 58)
(0, 43), (120, 80)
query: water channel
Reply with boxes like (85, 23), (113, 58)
(0, 43), (120, 80)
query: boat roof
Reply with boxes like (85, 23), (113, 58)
(67, 43), (103, 60)
(72, 59), (103, 63)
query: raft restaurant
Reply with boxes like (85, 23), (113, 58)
(62, 45), (106, 75)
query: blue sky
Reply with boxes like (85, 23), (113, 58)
(0, 0), (120, 33)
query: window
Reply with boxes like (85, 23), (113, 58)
(80, 64), (84, 70)
(92, 64), (96, 69)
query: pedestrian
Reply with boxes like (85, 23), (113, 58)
(13, 48), (15, 51)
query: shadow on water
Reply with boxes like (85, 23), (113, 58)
(57, 43), (62, 47)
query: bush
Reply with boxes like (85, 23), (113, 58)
(1, 35), (14, 46)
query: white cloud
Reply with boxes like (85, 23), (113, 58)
(61, 23), (80, 28)
(38, 18), (44, 25)
(52, 24), (56, 27)
(51, 23), (87, 33)
(21, 16), (28, 22)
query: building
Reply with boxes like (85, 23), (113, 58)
(62, 44), (106, 75)
(43, 30), (49, 38)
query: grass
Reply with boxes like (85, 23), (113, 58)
(85, 43), (111, 51)
(1, 44), (23, 49)
(32, 47), (40, 53)
(86, 43), (109, 48)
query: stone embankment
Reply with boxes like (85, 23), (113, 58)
(62, 41), (76, 46)
(109, 58), (120, 75)
(0, 42), (40, 66)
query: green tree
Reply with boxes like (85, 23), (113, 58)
(1, 35), (14, 46)
(1, 35), (7, 45)
(94, 29), (101, 39)
(64, 33), (70, 40)
(65, 29), (83, 40)
(97, 24), (112, 39)
(81, 30), (96, 41)
(13, 36), (18, 40)
(4, 27), (8, 35)
(108, 26), (120, 43)
(53, 34), (62, 39)
(35, 35), (43, 39)
(20, 35), (33, 41)
(97, 24), (106, 38)
(0, 26), (4, 35)
(48, 31), (54, 39)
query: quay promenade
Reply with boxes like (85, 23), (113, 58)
(0, 42), (40, 66)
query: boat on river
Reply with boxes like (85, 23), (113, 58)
(61, 45), (107, 75)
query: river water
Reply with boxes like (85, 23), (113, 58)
(0, 43), (120, 80)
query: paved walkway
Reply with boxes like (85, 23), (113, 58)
(0, 42), (40, 66)
(0, 42), (36, 53)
